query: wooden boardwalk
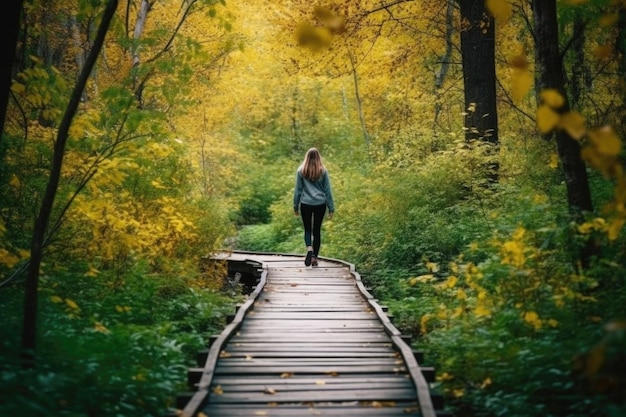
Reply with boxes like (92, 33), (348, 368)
(179, 252), (447, 417)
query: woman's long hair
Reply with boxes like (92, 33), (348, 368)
(301, 148), (325, 181)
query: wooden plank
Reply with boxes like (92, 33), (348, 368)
(202, 404), (421, 417)
(181, 252), (437, 417)
(207, 387), (418, 403)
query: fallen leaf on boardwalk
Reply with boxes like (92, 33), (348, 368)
(253, 412), (268, 416)
(245, 355), (253, 360)
(219, 351), (231, 358)
(374, 401), (396, 407)
(308, 408), (322, 415)
(267, 402), (278, 407)
(315, 380), (326, 385)
(212, 385), (223, 395)
(290, 283), (298, 287)
(173, 410), (183, 416)
(280, 372), (293, 378)
(264, 387), (277, 394)
(198, 413), (208, 417)
(325, 371), (339, 377)
(404, 406), (421, 413)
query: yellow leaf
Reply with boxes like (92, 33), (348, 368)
(456, 289), (467, 300)
(84, 266), (100, 277)
(11, 82), (26, 94)
(115, 305), (125, 313)
(9, 174), (21, 188)
(219, 351), (231, 358)
(93, 321), (110, 333)
(65, 299), (79, 310)
(445, 275), (458, 288)
(524, 311), (542, 329)
(437, 372), (454, 382)
(548, 153), (559, 169)
(474, 304), (491, 317)
(511, 69), (533, 102)
(593, 44), (612, 60)
(599, 13), (619, 27)
(264, 387), (276, 394)
(559, 111), (586, 140)
(50, 295), (63, 303)
(480, 377), (492, 389)
(425, 261), (439, 273)
(315, 380), (326, 385)
(607, 217), (625, 241)
(280, 372), (293, 378)
(536, 105), (560, 134)
(212, 385), (223, 395)
(588, 127), (621, 156)
(486, 0), (512, 21)
(540, 89), (565, 108)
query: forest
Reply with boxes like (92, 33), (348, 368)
(1, 0), (625, 416)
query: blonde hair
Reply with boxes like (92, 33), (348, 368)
(301, 148), (325, 181)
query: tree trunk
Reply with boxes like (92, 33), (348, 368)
(532, 0), (592, 216)
(0, 0), (24, 138)
(459, 0), (499, 146)
(434, 0), (454, 127)
(21, 0), (119, 366)
(570, 12), (585, 108)
(347, 48), (371, 153)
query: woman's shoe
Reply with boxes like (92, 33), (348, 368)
(311, 256), (318, 267)
(305, 251), (313, 266)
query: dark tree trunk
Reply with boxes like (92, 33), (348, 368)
(532, 0), (596, 268)
(0, 0), (24, 138)
(532, 0), (592, 216)
(21, 0), (119, 366)
(570, 12), (585, 108)
(459, 0), (499, 145)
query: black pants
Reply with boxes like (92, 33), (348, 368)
(300, 203), (326, 256)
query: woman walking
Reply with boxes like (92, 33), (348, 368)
(293, 148), (334, 267)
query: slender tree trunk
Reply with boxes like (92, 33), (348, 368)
(0, 0), (24, 138)
(434, 0), (454, 127)
(459, 0), (499, 146)
(347, 48), (371, 153)
(532, 0), (592, 216)
(532, 0), (595, 268)
(21, 0), (119, 366)
(570, 12), (585, 108)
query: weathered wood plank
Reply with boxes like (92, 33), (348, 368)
(181, 252), (438, 417)
(202, 403), (421, 417)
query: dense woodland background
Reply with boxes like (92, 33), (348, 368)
(1, 0), (625, 416)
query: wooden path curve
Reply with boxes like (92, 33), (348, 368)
(177, 251), (449, 417)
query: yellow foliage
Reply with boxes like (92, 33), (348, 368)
(558, 111), (586, 140)
(540, 89), (565, 108)
(523, 311), (542, 330)
(536, 105), (560, 134)
(486, 0), (512, 21)
(511, 68), (533, 102)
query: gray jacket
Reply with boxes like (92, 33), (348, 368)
(293, 168), (334, 213)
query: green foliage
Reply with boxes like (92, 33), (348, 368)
(0, 263), (238, 416)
